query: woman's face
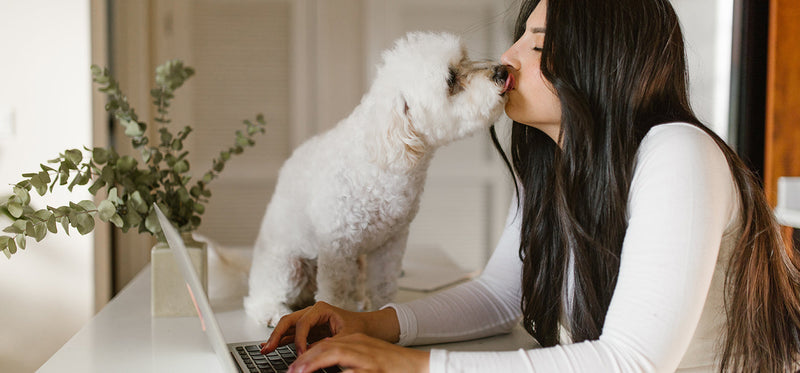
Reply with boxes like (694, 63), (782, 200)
(501, 1), (562, 140)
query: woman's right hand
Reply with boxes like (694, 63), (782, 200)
(260, 301), (401, 354)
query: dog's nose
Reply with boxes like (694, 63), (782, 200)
(492, 65), (509, 85)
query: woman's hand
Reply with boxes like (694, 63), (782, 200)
(261, 301), (400, 354)
(287, 333), (429, 373)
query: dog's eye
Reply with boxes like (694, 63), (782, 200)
(446, 67), (458, 88)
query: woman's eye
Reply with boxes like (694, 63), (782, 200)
(532, 46), (543, 52)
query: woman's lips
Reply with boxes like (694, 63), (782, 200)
(502, 73), (515, 94)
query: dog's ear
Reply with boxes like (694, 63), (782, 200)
(381, 95), (427, 170)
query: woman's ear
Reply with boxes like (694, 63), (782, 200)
(378, 95), (427, 170)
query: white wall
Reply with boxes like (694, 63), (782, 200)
(673, 0), (734, 139)
(0, 1), (94, 372)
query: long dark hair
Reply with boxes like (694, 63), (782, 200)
(489, 0), (800, 371)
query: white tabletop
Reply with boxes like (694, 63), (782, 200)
(40, 264), (535, 372)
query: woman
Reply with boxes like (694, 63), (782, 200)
(262, 0), (800, 371)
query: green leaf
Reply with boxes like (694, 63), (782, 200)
(38, 170), (51, 184)
(7, 237), (16, 255)
(88, 178), (105, 195)
(107, 187), (121, 204)
(173, 160), (189, 174)
(121, 119), (144, 137)
(60, 217), (70, 235)
(75, 213), (94, 235)
(25, 221), (35, 236)
(30, 174), (47, 196)
(130, 191), (148, 213)
(97, 200), (116, 221)
(33, 223), (46, 242)
(15, 234), (25, 250)
(2, 248), (10, 259)
(100, 165), (114, 183)
(92, 147), (109, 164)
(117, 155), (137, 172)
(7, 202), (23, 218)
(194, 203), (205, 214)
(4, 220), (26, 234)
(77, 200), (96, 212)
(13, 186), (30, 205)
(34, 209), (52, 221)
(144, 208), (161, 234)
(46, 215), (57, 233)
(109, 214), (124, 228)
(65, 149), (83, 165)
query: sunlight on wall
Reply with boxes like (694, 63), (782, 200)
(672, 0), (734, 139)
(0, 1), (93, 372)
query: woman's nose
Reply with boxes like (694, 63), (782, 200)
(500, 45), (519, 70)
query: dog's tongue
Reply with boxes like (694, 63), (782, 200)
(502, 73), (515, 94)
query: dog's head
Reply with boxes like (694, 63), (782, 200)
(368, 32), (509, 170)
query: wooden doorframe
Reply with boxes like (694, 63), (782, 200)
(764, 0), (800, 244)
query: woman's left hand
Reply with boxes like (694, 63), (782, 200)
(287, 333), (430, 373)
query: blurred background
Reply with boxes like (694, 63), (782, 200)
(0, 0), (741, 371)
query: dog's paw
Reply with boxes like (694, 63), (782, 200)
(243, 296), (292, 327)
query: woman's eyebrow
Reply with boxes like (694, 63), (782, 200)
(528, 26), (546, 34)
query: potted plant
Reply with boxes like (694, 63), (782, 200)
(0, 59), (266, 316)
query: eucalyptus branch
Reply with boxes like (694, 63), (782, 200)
(1, 60), (267, 259)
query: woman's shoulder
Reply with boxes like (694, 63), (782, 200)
(631, 122), (739, 229)
(636, 122), (728, 167)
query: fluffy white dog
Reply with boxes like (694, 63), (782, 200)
(245, 31), (511, 325)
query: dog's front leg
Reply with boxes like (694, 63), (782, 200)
(315, 249), (369, 312)
(365, 231), (408, 309)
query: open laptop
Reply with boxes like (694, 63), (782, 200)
(154, 205), (341, 373)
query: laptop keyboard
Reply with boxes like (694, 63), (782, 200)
(233, 343), (341, 373)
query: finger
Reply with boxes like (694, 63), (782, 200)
(265, 311), (304, 352)
(290, 340), (354, 373)
(294, 307), (332, 354)
(292, 337), (378, 373)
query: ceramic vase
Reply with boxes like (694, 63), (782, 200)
(150, 232), (207, 317)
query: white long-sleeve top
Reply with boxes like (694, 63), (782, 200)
(384, 122), (741, 372)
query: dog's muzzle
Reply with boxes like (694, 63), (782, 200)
(492, 65), (509, 86)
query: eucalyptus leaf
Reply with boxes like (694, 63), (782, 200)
(76, 213), (94, 235)
(2, 248), (10, 259)
(121, 119), (144, 137)
(7, 202), (23, 218)
(65, 149), (83, 165)
(33, 223), (46, 242)
(34, 209), (52, 221)
(130, 191), (148, 213)
(93, 147), (109, 164)
(14, 234), (25, 250)
(110, 214), (124, 228)
(30, 174), (47, 196)
(144, 208), (161, 234)
(46, 215), (57, 233)
(7, 237), (16, 255)
(38, 170), (51, 184)
(77, 200), (96, 212)
(13, 186), (30, 205)
(60, 217), (70, 235)
(173, 160), (189, 174)
(97, 200), (116, 221)
(4, 220), (26, 234)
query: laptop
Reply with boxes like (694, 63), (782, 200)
(154, 205), (342, 373)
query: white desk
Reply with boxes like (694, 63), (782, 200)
(40, 265), (536, 372)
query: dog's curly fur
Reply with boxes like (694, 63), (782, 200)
(245, 32), (509, 326)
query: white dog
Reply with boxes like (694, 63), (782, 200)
(245, 32), (511, 325)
